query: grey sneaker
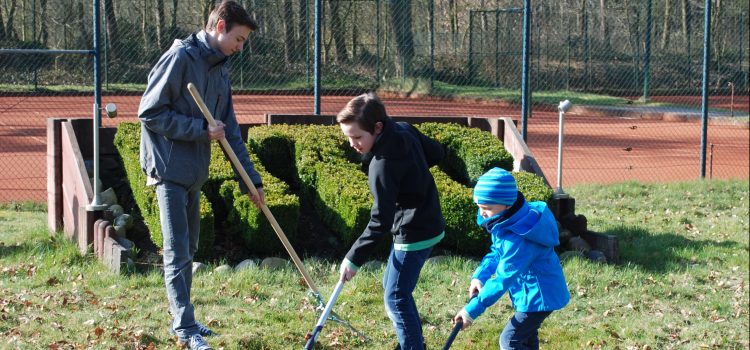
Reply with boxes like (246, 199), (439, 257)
(171, 320), (216, 337)
(187, 334), (213, 350)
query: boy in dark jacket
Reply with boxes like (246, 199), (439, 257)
(337, 93), (445, 350)
(138, 2), (263, 349)
(453, 167), (570, 350)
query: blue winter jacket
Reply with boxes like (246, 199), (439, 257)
(464, 199), (570, 320)
(138, 31), (262, 189)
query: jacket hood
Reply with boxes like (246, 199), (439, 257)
(370, 119), (410, 159)
(174, 31), (228, 67)
(490, 201), (560, 247)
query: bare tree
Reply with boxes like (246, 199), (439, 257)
(142, 0), (149, 56)
(0, 2), (6, 41)
(40, 0), (48, 45)
(202, 0), (214, 28)
(77, 0), (86, 49)
(155, 0), (166, 50)
(328, 0), (348, 63)
(170, 0), (179, 40)
(660, 0), (672, 49)
(389, 0), (415, 76)
(297, 0), (308, 58)
(599, 0), (611, 49)
(5, 0), (18, 40)
(282, 0), (295, 62)
(680, 0), (690, 42)
(104, 0), (122, 59)
(449, 0), (458, 51)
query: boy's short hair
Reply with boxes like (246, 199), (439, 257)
(206, 0), (258, 32)
(336, 93), (389, 134)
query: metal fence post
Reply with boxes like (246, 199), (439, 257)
(641, 0), (652, 102)
(699, 0), (712, 179)
(520, 0), (531, 141)
(313, 0), (322, 115)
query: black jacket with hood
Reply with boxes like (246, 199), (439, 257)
(345, 119), (446, 267)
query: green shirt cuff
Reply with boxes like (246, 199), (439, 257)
(343, 258), (360, 271)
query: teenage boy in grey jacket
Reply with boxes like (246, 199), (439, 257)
(138, 2), (263, 349)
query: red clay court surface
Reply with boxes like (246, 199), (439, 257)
(0, 94), (747, 202)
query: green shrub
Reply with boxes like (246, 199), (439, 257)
(416, 122), (513, 185)
(514, 170), (554, 204)
(247, 125), (372, 247)
(115, 121), (552, 258)
(431, 169), (488, 255)
(216, 149), (300, 255)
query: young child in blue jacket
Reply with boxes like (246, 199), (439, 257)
(453, 167), (570, 350)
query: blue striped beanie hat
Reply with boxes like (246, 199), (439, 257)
(473, 167), (517, 205)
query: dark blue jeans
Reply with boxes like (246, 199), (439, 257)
(499, 311), (553, 350)
(383, 246), (432, 350)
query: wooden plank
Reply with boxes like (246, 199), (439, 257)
(61, 121), (95, 251)
(47, 118), (64, 233)
(499, 117), (551, 187)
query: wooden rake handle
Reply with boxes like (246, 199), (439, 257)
(187, 82), (319, 294)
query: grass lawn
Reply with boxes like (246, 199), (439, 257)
(0, 179), (747, 349)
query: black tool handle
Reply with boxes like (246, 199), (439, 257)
(441, 319), (463, 350)
(304, 326), (323, 350)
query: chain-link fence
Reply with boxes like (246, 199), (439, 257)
(1, 0), (748, 202)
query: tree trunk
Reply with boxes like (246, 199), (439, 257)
(21, 0), (26, 41)
(142, 0), (149, 56)
(6, 0), (18, 40)
(39, 0), (48, 45)
(599, 0), (610, 49)
(328, 0), (348, 63)
(155, 0), (166, 51)
(104, 0), (121, 59)
(449, 0), (457, 51)
(282, 0), (295, 62)
(202, 0), (214, 28)
(170, 0), (178, 40)
(297, 0), (308, 59)
(680, 0), (690, 41)
(76, 0), (86, 49)
(660, 0), (671, 49)
(0, 1), (6, 41)
(389, 0), (415, 76)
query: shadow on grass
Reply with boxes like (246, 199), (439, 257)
(604, 226), (744, 273)
(0, 242), (27, 260)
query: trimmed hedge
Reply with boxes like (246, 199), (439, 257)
(114, 121), (553, 257)
(113, 122), (215, 259)
(416, 122), (514, 186)
(216, 148), (300, 255)
(246, 125), (372, 247)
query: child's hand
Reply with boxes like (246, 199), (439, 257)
(468, 278), (483, 298)
(339, 261), (357, 282)
(453, 310), (473, 330)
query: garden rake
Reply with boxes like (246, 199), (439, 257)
(186, 83), (367, 340)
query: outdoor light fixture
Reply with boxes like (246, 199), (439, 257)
(86, 102), (117, 211)
(555, 99), (571, 198)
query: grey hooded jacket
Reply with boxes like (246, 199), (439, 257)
(138, 31), (262, 189)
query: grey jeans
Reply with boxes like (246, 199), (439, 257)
(156, 179), (202, 340)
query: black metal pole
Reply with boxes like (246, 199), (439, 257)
(699, 0), (712, 178)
